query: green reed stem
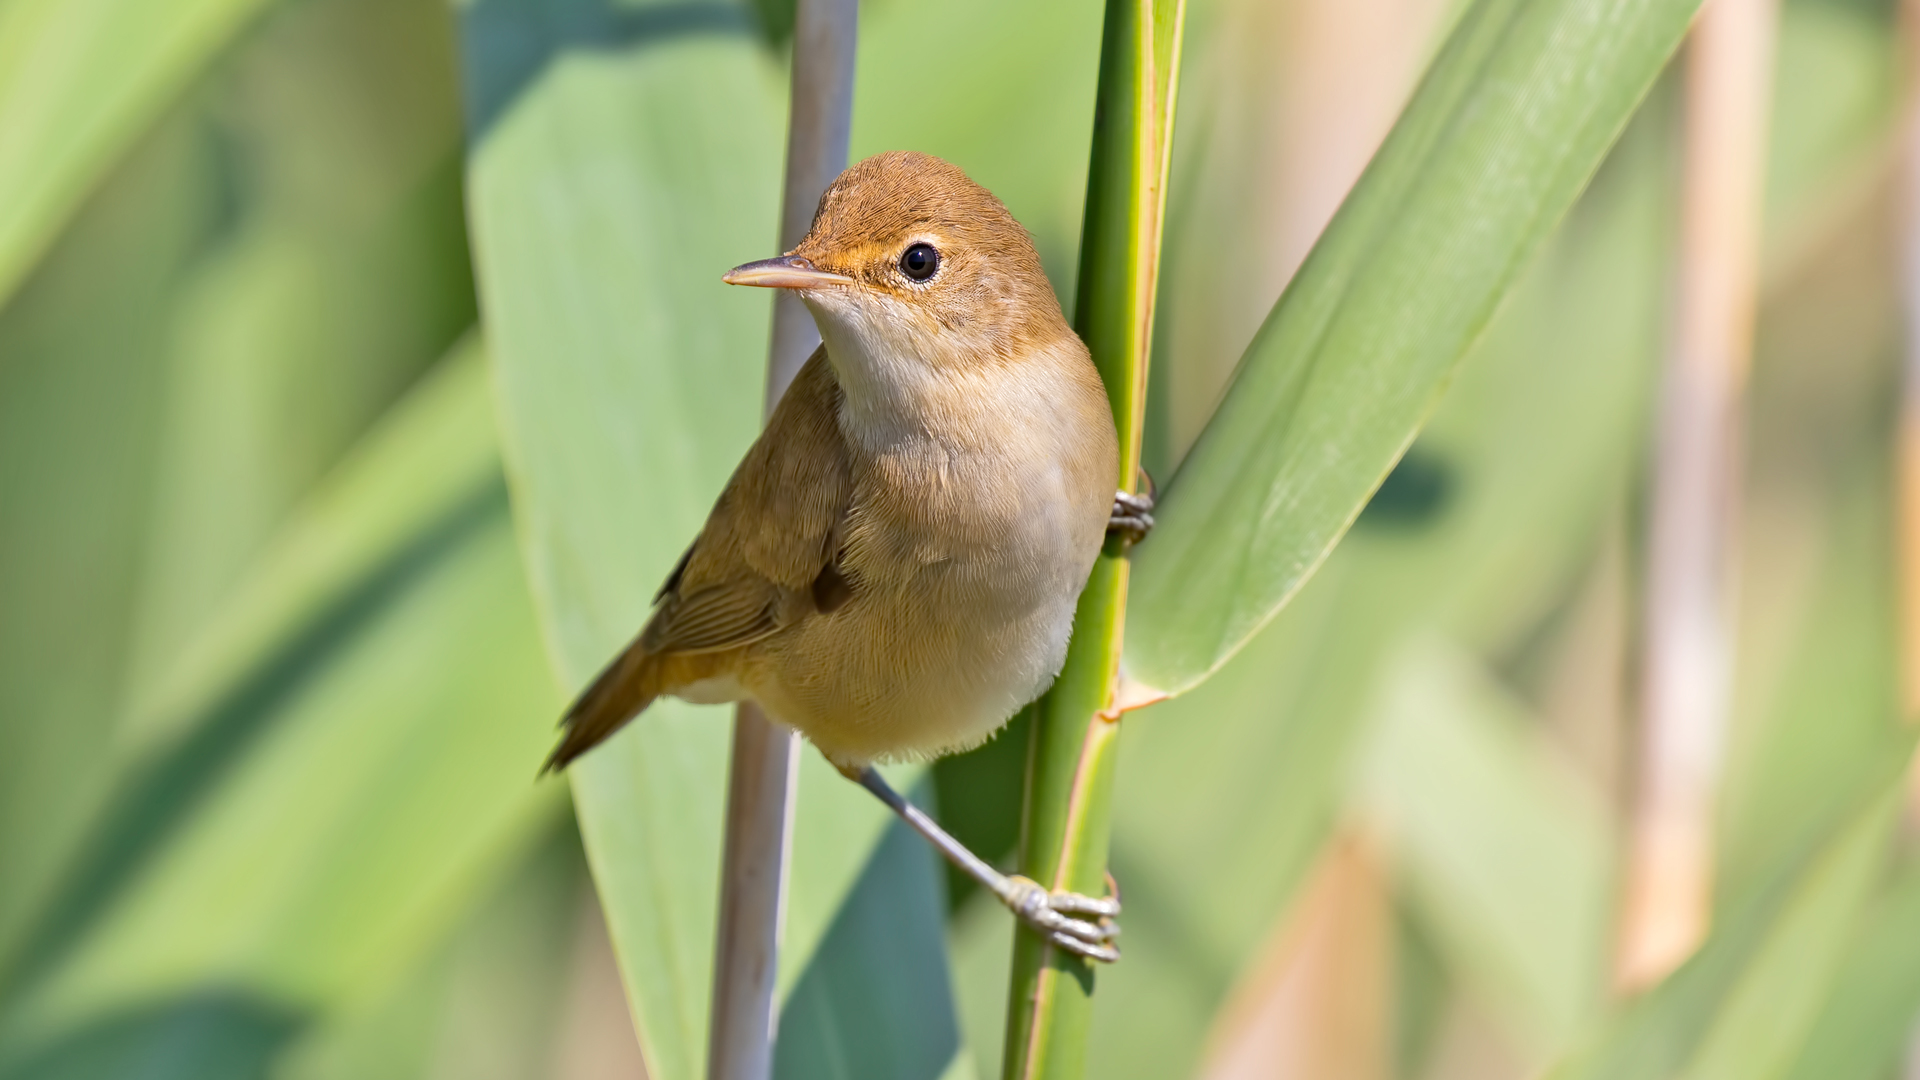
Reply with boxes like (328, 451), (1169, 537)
(1000, 1), (1183, 1076)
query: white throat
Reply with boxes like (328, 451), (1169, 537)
(802, 289), (955, 453)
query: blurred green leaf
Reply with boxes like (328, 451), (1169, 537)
(1356, 641), (1611, 1058)
(123, 0), (475, 713)
(0, 0), (268, 307)
(1719, 463), (1901, 902)
(1762, 0), (1895, 240)
(0, 341), (566, 1075)
(123, 335), (501, 759)
(1779, 863), (1920, 1080)
(1719, 201), (1902, 909)
(277, 823), (588, 1080)
(0, 112), (219, 987)
(2, 5), (498, 1066)
(458, 2), (968, 1076)
(1124, 0), (1702, 694)
(1547, 778), (1901, 1080)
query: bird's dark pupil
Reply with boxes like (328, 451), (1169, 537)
(901, 243), (938, 281)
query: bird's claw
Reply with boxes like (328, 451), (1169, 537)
(1000, 875), (1122, 963)
(1108, 489), (1155, 545)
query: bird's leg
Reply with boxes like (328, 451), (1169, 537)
(845, 764), (1121, 962)
(1107, 467), (1156, 544)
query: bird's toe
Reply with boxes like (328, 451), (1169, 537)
(1108, 489), (1155, 544)
(1001, 875), (1123, 963)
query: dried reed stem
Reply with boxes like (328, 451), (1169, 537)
(1618, 0), (1777, 990)
(706, 3), (857, 1076)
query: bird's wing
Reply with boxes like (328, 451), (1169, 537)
(643, 345), (853, 652)
(544, 347), (852, 772)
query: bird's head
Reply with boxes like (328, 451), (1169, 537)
(723, 151), (1071, 373)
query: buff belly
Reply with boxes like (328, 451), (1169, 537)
(745, 537), (1091, 767)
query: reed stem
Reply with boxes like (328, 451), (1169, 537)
(1001, 1), (1183, 1076)
(1618, 0), (1777, 990)
(706, 3), (858, 1075)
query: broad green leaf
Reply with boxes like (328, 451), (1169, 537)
(1124, 0), (1703, 694)
(0, 0), (267, 308)
(776, 814), (966, 1079)
(458, 3), (967, 1076)
(0, 344), (565, 1071)
(1356, 641), (1611, 1059)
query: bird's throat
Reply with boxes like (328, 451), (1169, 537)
(805, 292), (959, 452)
(802, 290), (1076, 457)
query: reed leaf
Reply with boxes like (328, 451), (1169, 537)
(0, 0), (271, 308)
(1124, 0), (1706, 696)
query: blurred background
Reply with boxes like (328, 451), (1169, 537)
(0, 0), (1912, 1077)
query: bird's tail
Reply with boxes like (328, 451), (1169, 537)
(542, 636), (660, 774)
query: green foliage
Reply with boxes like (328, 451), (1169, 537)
(1548, 779), (1902, 1080)
(0, 0), (549, 1073)
(1357, 643), (1614, 1056)
(0, 0), (269, 307)
(0, 330), (564, 1073)
(0, 0), (1915, 1077)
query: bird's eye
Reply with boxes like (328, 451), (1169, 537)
(899, 242), (940, 282)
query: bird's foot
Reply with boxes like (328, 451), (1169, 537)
(998, 874), (1122, 963)
(1108, 489), (1155, 545)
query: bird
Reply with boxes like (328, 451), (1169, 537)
(543, 150), (1153, 961)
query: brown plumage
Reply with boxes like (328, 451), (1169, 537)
(545, 151), (1118, 774)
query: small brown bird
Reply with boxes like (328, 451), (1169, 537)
(545, 151), (1152, 960)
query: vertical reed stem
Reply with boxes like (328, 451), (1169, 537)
(1618, 0), (1776, 990)
(706, 3), (857, 1076)
(1001, 2), (1183, 1076)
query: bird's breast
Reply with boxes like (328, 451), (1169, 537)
(842, 364), (1110, 594)
(752, 329), (1118, 764)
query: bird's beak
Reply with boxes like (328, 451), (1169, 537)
(722, 255), (853, 289)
